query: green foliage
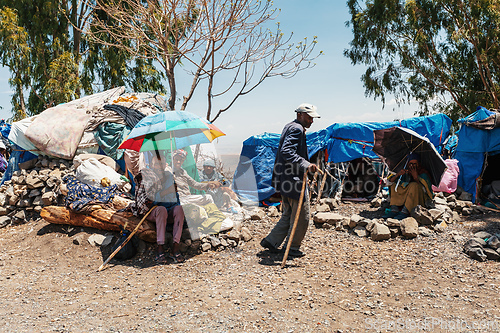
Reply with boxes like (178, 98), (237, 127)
(0, 7), (31, 120)
(45, 51), (81, 105)
(345, 0), (500, 122)
(0, 0), (166, 119)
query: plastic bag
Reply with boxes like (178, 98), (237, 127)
(74, 157), (129, 190)
(432, 159), (459, 193)
(111, 229), (139, 261)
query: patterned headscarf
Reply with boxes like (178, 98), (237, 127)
(173, 149), (187, 159)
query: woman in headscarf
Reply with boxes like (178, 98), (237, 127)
(383, 152), (433, 220)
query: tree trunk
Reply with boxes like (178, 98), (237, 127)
(40, 206), (157, 243)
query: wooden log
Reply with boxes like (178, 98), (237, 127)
(40, 206), (157, 243)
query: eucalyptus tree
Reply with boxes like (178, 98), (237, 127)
(345, 0), (500, 122)
(0, 0), (165, 119)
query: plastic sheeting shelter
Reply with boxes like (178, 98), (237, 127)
(232, 129), (328, 203)
(326, 114), (452, 163)
(233, 114), (452, 202)
(455, 107), (500, 202)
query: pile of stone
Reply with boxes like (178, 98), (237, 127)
(199, 226), (253, 252)
(0, 156), (70, 228)
(463, 231), (500, 262)
(313, 191), (485, 241)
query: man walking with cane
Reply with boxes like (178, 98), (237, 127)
(260, 103), (320, 258)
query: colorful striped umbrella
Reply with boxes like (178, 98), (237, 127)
(118, 111), (225, 152)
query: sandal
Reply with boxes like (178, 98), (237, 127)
(155, 253), (168, 264)
(169, 252), (185, 264)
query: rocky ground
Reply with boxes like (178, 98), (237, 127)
(0, 201), (499, 332)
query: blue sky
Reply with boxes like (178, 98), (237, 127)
(0, 1), (415, 155)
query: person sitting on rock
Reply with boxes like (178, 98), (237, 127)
(383, 152), (433, 220)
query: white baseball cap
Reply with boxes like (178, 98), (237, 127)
(295, 103), (320, 118)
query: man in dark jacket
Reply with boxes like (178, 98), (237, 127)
(260, 103), (320, 257)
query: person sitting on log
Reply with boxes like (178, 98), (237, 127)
(126, 155), (185, 264)
(383, 152), (433, 220)
(171, 149), (220, 206)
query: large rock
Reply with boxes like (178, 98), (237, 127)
(201, 243), (211, 251)
(429, 209), (444, 222)
(389, 228), (400, 238)
(418, 227), (433, 237)
(458, 191), (473, 201)
(8, 195), (19, 206)
(32, 196), (43, 206)
(0, 216), (11, 228)
(410, 206), (433, 225)
(322, 198), (339, 211)
(267, 206), (280, 217)
(17, 199), (31, 208)
(313, 212), (345, 225)
(46, 176), (59, 188)
(72, 233), (86, 245)
(225, 230), (241, 242)
(250, 209), (266, 221)
(315, 203), (330, 212)
(483, 248), (500, 261)
(357, 218), (370, 227)
(386, 218), (400, 228)
(474, 231), (492, 240)
(400, 217), (419, 239)
(350, 214), (363, 226)
(462, 207), (473, 216)
(13, 210), (26, 221)
(434, 196), (448, 206)
(88, 234), (113, 247)
(467, 238), (487, 247)
(434, 221), (447, 233)
(25, 175), (45, 189)
(0, 207), (8, 216)
(353, 226), (368, 237)
(240, 227), (252, 242)
(370, 223), (391, 241)
(464, 246), (487, 262)
(370, 197), (382, 208)
(41, 192), (55, 206)
(209, 236), (221, 248)
(487, 236), (500, 250)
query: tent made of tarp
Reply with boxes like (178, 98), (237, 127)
(325, 113), (452, 163)
(232, 129), (329, 203)
(455, 106), (500, 202)
(232, 114), (452, 202)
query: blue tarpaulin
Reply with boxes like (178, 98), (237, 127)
(232, 129), (329, 203)
(455, 106), (500, 202)
(233, 114), (452, 202)
(326, 114), (452, 163)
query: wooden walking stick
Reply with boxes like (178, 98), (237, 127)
(281, 172), (309, 268)
(316, 168), (327, 204)
(97, 205), (157, 272)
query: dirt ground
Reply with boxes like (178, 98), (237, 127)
(0, 202), (499, 333)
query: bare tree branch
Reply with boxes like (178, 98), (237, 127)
(80, 0), (320, 121)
